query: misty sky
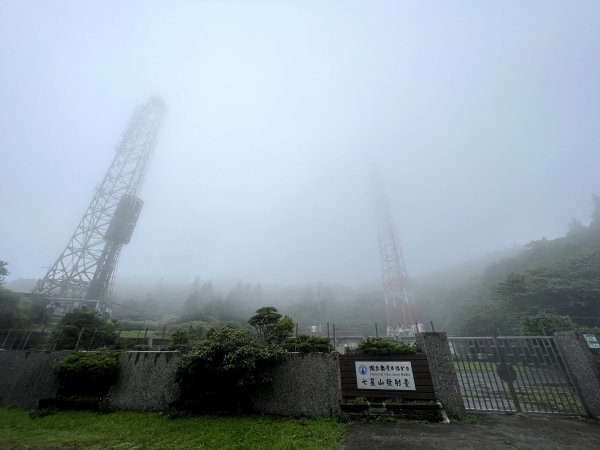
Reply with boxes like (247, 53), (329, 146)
(1, 1), (600, 287)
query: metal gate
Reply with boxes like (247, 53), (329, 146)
(449, 336), (584, 414)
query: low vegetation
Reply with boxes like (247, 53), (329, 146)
(52, 349), (119, 400)
(285, 334), (333, 353)
(354, 337), (417, 354)
(51, 308), (119, 350)
(0, 408), (346, 450)
(174, 324), (285, 413)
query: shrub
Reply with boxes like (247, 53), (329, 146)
(248, 306), (294, 345)
(355, 337), (417, 355)
(285, 335), (333, 353)
(50, 308), (118, 350)
(52, 349), (119, 399)
(169, 328), (190, 351)
(174, 325), (284, 413)
(520, 311), (574, 336)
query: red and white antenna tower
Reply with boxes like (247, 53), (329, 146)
(372, 172), (418, 337)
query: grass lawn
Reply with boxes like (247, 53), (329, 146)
(453, 361), (498, 372)
(118, 330), (162, 338)
(0, 408), (346, 450)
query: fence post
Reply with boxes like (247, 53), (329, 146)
(115, 329), (122, 349)
(554, 331), (600, 417)
(89, 328), (98, 349)
(159, 326), (166, 350)
(332, 324), (336, 351)
(74, 327), (85, 351)
(1, 329), (12, 350)
(21, 329), (33, 350)
(52, 328), (63, 351)
(416, 332), (466, 417)
(294, 323), (298, 352)
(17, 329), (29, 350)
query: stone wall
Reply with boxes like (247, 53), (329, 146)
(0, 350), (343, 416)
(416, 332), (466, 417)
(554, 332), (600, 417)
(252, 352), (342, 416)
(0, 350), (71, 408)
(109, 351), (180, 411)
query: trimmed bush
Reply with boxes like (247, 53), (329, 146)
(174, 325), (284, 413)
(355, 337), (417, 355)
(285, 335), (333, 353)
(52, 349), (119, 399)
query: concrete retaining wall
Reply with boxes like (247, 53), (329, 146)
(554, 332), (600, 417)
(252, 352), (342, 416)
(0, 350), (343, 416)
(416, 332), (466, 417)
(109, 351), (181, 411)
(0, 350), (71, 408)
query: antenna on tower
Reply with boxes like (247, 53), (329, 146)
(34, 98), (165, 324)
(371, 170), (419, 338)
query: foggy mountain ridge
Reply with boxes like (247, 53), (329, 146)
(417, 198), (600, 334)
(5, 202), (600, 335)
(1, 241), (531, 332)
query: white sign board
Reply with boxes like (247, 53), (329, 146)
(355, 361), (416, 391)
(584, 334), (600, 349)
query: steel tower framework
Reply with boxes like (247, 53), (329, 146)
(372, 174), (417, 337)
(34, 98), (164, 322)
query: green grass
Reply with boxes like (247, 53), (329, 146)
(453, 361), (531, 372)
(118, 330), (162, 338)
(515, 387), (585, 414)
(0, 408), (346, 450)
(454, 361), (497, 372)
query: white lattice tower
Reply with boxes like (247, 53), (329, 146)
(34, 98), (164, 321)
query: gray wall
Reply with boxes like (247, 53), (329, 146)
(0, 350), (343, 416)
(0, 350), (70, 408)
(416, 332), (466, 417)
(554, 332), (600, 417)
(252, 352), (342, 416)
(109, 351), (180, 411)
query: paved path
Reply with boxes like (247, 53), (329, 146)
(337, 414), (600, 449)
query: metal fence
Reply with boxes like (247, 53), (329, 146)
(1, 323), (406, 354)
(0, 323), (373, 352)
(0, 328), (178, 351)
(449, 336), (585, 415)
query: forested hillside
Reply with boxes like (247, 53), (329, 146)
(3, 198), (600, 336)
(417, 196), (600, 335)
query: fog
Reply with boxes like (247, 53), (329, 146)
(2, 1), (600, 289)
